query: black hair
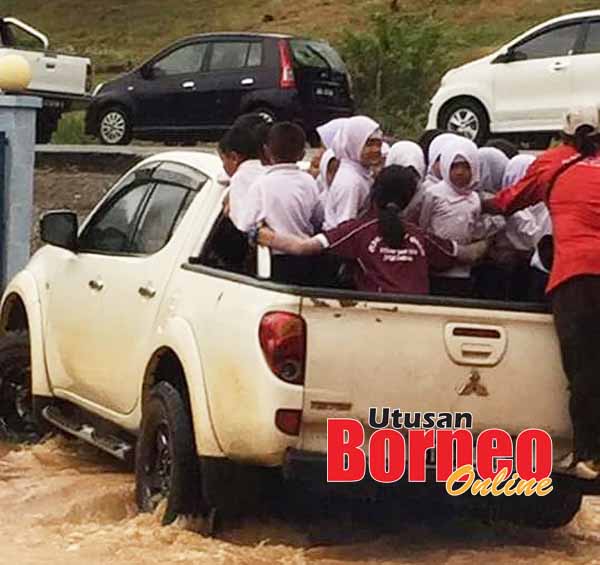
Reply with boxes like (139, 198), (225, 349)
(574, 125), (599, 157)
(371, 165), (418, 248)
(418, 129), (447, 166)
(219, 112), (274, 160)
(267, 121), (306, 163)
(218, 125), (261, 159)
(484, 138), (519, 159)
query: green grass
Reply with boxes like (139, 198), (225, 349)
(5, 0), (598, 142)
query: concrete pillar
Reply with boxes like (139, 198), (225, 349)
(0, 95), (41, 288)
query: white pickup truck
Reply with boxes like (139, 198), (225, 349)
(0, 151), (594, 530)
(0, 17), (92, 142)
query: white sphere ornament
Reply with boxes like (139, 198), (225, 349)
(0, 55), (33, 91)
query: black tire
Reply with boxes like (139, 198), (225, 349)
(36, 110), (59, 144)
(97, 105), (133, 146)
(135, 382), (202, 525)
(439, 98), (490, 146)
(0, 332), (41, 441)
(493, 484), (582, 529)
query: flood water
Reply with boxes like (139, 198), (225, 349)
(3, 437), (600, 564)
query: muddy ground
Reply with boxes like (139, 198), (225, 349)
(10, 165), (600, 564)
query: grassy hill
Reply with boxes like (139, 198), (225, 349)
(6, 0), (598, 75)
(5, 0), (599, 141)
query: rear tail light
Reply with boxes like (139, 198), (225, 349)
(278, 40), (296, 90)
(259, 312), (306, 385)
(275, 409), (302, 436)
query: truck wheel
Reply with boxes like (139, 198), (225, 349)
(440, 98), (489, 146)
(36, 111), (59, 144)
(494, 483), (582, 529)
(0, 333), (40, 441)
(135, 382), (202, 525)
(98, 106), (132, 145)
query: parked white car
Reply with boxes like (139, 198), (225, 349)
(0, 151), (595, 530)
(427, 10), (600, 145)
(0, 17), (92, 142)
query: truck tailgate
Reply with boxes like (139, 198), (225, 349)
(298, 297), (571, 458)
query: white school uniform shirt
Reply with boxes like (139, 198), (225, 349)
(228, 159), (267, 230)
(323, 159), (373, 230)
(239, 164), (324, 253)
(419, 137), (481, 278)
(323, 115), (381, 229)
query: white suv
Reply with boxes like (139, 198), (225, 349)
(427, 10), (600, 145)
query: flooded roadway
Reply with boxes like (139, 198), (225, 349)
(3, 437), (600, 565)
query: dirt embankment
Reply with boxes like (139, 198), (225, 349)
(32, 166), (121, 251)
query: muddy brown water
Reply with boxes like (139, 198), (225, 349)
(4, 438), (600, 564)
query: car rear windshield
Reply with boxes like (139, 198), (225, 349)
(289, 39), (347, 72)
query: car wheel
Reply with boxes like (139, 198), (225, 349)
(249, 106), (277, 125)
(440, 98), (490, 146)
(135, 381), (203, 525)
(98, 106), (133, 146)
(0, 332), (41, 441)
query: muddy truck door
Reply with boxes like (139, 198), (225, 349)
(298, 295), (572, 460)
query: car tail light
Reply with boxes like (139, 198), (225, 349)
(259, 312), (306, 385)
(275, 409), (302, 436)
(278, 40), (296, 90)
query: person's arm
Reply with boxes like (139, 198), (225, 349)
(258, 227), (325, 256)
(417, 189), (436, 231)
(489, 159), (548, 215)
(456, 240), (489, 264)
(423, 230), (489, 272)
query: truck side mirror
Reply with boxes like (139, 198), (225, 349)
(41, 211), (78, 252)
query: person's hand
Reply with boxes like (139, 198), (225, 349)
(257, 226), (276, 247)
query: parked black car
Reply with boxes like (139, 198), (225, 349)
(85, 32), (354, 146)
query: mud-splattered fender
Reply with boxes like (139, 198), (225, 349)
(142, 316), (224, 458)
(0, 270), (52, 398)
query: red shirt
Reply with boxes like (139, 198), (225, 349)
(546, 156), (600, 292)
(492, 144), (600, 293)
(321, 210), (457, 294)
(493, 144), (578, 214)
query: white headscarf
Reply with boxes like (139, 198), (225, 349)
(317, 148), (336, 193)
(423, 132), (460, 189)
(381, 141), (391, 159)
(323, 116), (381, 229)
(440, 137), (480, 195)
(496, 154), (546, 254)
(331, 115), (382, 162)
(478, 147), (509, 194)
(385, 141), (426, 180)
(502, 154), (536, 187)
(317, 118), (348, 149)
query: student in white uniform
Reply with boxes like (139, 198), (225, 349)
(241, 122), (324, 284)
(422, 132), (460, 191)
(219, 124), (269, 230)
(316, 148), (339, 195)
(418, 137), (482, 297)
(385, 140), (427, 223)
(323, 115), (383, 230)
(478, 147), (509, 194)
